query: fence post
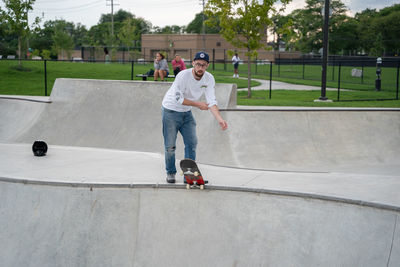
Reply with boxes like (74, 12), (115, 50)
(278, 53), (280, 77)
(337, 62), (341, 101)
(131, 61), (134, 80)
(212, 48), (215, 71)
(396, 61), (399, 100)
(302, 58), (305, 79)
(361, 62), (364, 84)
(44, 60), (48, 96)
(255, 57), (258, 75)
(224, 49), (226, 71)
(269, 62), (273, 99)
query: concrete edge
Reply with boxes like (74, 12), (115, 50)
(0, 95), (52, 103)
(2, 176), (399, 213)
(196, 162), (330, 174)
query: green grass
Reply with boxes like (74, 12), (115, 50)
(0, 60), (259, 96)
(213, 62), (399, 92)
(1, 60), (399, 107)
(237, 90), (400, 108)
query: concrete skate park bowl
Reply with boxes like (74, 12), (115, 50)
(1, 78), (400, 266)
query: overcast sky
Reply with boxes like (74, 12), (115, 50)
(3, 0), (398, 29)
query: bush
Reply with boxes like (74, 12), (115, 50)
(41, 49), (51, 60)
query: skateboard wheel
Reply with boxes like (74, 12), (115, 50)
(200, 185), (204, 190)
(194, 171), (199, 176)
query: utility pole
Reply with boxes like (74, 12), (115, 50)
(26, 2), (29, 59)
(201, 0), (206, 51)
(106, 0), (119, 45)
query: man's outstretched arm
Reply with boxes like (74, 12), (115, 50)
(209, 105), (228, 131)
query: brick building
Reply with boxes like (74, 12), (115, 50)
(141, 34), (301, 62)
(66, 34), (300, 62)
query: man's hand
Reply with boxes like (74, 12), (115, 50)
(196, 102), (209, 110)
(218, 119), (228, 131)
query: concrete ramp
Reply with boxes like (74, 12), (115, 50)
(1, 78), (400, 266)
(1, 79), (236, 157)
(0, 181), (399, 267)
(1, 78), (399, 172)
(0, 97), (48, 141)
(197, 110), (400, 171)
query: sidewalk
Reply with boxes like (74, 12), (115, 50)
(237, 77), (338, 91)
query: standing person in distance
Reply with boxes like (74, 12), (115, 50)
(161, 51), (228, 183)
(232, 52), (240, 78)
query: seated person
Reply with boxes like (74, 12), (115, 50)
(154, 52), (169, 81)
(171, 54), (186, 76)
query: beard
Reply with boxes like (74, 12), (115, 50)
(193, 68), (204, 80)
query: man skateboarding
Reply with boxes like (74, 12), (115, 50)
(162, 51), (228, 183)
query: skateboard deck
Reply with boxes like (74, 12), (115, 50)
(179, 159), (208, 189)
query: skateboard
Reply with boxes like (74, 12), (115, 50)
(179, 159), (208, 190)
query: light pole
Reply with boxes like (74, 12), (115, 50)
(319, 0), (330, 101)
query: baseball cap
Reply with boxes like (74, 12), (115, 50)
(193, 51), (209, 63)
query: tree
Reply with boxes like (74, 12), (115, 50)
(372, 10), (400, 56)
(186, 12), (221, 34)
(118, 18), (138, 47)
(30, 20), (86, 59)
(117, 17), (143, 59)
(153, 25), (183, 34)
(73, 23), (89, 47)
(355, 8), (378, 54)
(87, 23), (112, 46)
(329, 16), (359, 55)
(30, 20), (57, 54)
(289, 0), (347, 54)
(205, 0), (290, 98)
(98, 9), (135, 45)
(0, 14), (18, 55)
(271, 14), (294, 51)
(52, 20), (74, 60)
(88, 10), (151, 47)
(0, 0), (39, 65)
(356, 4), (400, 56)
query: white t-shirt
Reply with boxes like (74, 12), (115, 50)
(162, 68), (218, 112)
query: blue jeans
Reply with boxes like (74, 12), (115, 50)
(162, 107), (197, 174)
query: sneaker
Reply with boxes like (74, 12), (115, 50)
(166, 173), (176, 183)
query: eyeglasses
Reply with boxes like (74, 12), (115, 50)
(194, 63), (208, 68)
